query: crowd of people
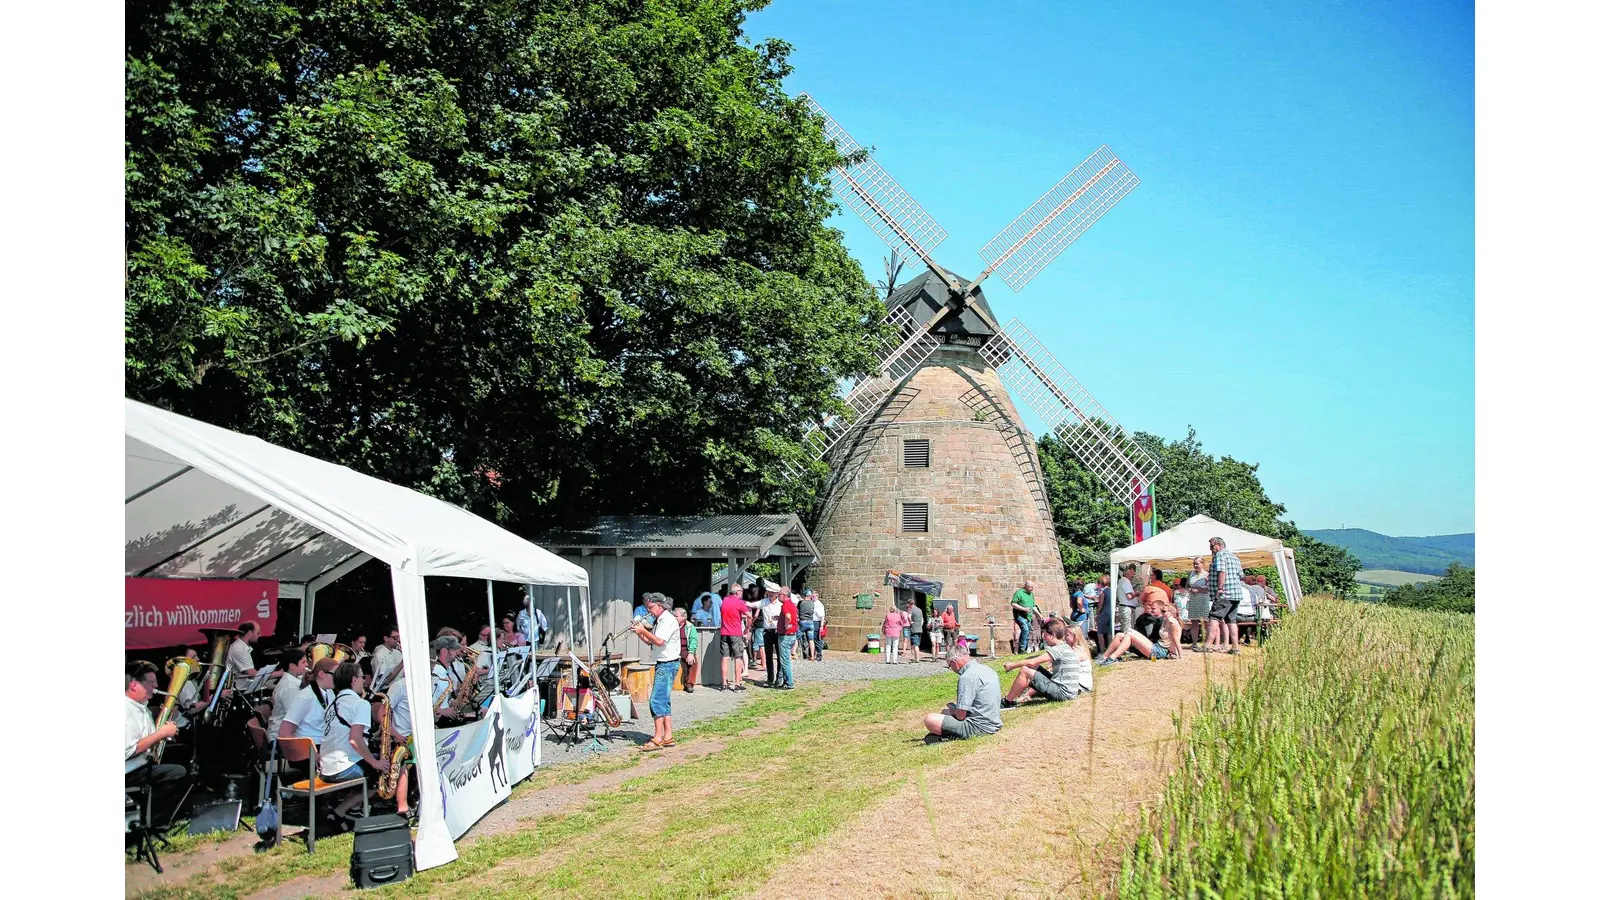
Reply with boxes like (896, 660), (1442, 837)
(125, 595), (553, 841)
(918, 536), (1282, 740)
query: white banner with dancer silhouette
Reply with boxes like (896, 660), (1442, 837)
(431, 689), (540, 839)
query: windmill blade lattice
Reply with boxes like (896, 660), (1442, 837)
(787, 305), (942, 478)
(981, 318), (1161, 506)
(801, 94), (950, 277)
(975, 146), (1139, 294)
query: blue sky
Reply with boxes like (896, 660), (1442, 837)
(748, 0), (1474, 537)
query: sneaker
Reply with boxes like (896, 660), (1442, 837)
(1000, 698), (1018, 709)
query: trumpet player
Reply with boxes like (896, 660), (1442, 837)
(125, 662), (188, 817)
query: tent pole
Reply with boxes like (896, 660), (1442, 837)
(486, 580), (499, 695)
(301, 584), (317, 637)
(565, 586), (575, 658)
(582, 586), (593, 662)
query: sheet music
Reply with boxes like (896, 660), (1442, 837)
(316, 633), (337, 644)
(240, 663), (278, 692)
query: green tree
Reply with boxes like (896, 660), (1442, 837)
(1380, 562), (1474, 613)
(126, 0), (883, 527)
(1036, 427), (1361, 594)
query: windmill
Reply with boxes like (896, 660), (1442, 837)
(794, 95), (1163, 650)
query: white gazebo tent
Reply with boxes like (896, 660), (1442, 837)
(125, 399), (588, 870)
(1107, 514), (1303, 610)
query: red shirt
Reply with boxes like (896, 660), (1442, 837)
(780, 598), (800, 635)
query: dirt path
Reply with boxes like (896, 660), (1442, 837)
(752, 651), (1247, 900)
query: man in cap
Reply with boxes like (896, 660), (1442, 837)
(429, 635), (466, 721)
(633, 594), (680, 750)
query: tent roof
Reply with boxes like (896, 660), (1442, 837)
(126, 400), (587, 587)
(1108, 514), (1294, 571)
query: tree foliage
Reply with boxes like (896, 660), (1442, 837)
(126, 0), (883, 528)
(1378, 563), (1474, 614)
(1037, 427), (1361, 594)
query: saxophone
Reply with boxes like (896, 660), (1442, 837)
(152, 656), (196, 764)
(370, 693), (410, 800)
(449, 646), (482, 717)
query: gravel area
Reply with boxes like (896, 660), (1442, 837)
(536, 650), (951, 767)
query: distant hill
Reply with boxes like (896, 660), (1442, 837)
(1305, 529), (1474, 576)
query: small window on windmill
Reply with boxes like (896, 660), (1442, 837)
(903, 438), (930, 468)
(901, 502), (929, 533)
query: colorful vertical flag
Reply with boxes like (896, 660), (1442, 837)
(1132, 478), (1156, 543)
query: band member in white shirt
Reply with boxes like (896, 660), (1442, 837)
(278, 658), (338, 743)
(469, 626), (496, 671)
(430, 635), (466, 722)
(126, 662), (188, 818)
(381, 672), (416, 819)
(371, 628), (403, 690)
(348, 635), (370, 665)
(226, 622), (262, 677)
(266, 648), (309, 736)
(319, 662), (388, 828)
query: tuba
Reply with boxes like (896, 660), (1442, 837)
(152, 656), (196, 763)
(308, 642), (335, 666)
(370, 692), (411, 800)
(332, 643), (355, 665)
(198, 627), (240, 697)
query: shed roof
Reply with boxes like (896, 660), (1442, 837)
(534, 514), (819, 559)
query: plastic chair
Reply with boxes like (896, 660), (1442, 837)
(275, 737), (369, 853)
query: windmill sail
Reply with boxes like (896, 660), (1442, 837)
(972, 146), (1139, 294)
(800, 94), (956, 290)
(981, 318), (1161, 506)
(789, 305), (942, 476)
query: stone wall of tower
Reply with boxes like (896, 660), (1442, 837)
(810, 345), (1070, 653)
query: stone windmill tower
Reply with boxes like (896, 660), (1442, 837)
(794, 96), (1163, 650)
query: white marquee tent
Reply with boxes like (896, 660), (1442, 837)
(1108, 514), (1304, 610)
(126, 399), (588, 869)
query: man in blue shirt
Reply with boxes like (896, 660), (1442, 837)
(517, 594), (548, 647)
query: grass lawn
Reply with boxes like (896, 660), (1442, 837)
(132, 660), (1050, 899)
(1113, 597), (1474, 898)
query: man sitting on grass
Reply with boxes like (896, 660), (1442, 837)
(921, 644), (1002, 740)
(999, 619), (1081, 707)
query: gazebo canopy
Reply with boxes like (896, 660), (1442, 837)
(1108, 514), (1303, 609)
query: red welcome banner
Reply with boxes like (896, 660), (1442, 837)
(125, 578), (279, 650)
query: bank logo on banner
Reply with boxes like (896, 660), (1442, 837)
(125, 578), (279, 649)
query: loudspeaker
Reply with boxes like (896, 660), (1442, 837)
(186, 799), (242, 836)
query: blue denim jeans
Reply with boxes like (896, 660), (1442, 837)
(1015, 616), (1032, 653)
(777, 635), (796, 687)
(650, 660), (679, 718)
(799, 620), (820, 659)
